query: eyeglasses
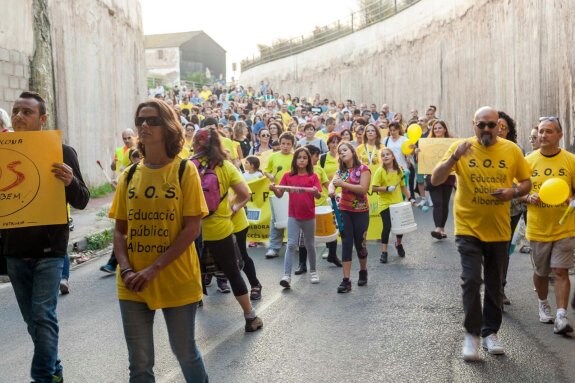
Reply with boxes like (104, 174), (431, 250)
(259, 134), (270, 137)
(475, 121), (498, 130)
(135, 116), (162, 127)
(528, 135), (538, 141)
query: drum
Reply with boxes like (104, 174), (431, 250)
(315, 205), (338, 243)
(270, 194), (289, 229)
(389, 201), (418, 234)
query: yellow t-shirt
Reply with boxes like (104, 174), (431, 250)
(201, 160), (244, 241)
(179, 102), (193, 114)
(231, 183), (251, 233)
(315, 130), (328, 142)
(114, 146), (132, 174)
(199, 90), (212, 101)
(265, 151), (293, 184)
(525, 149), (575, 242)
(321, 152), (339, 180)
(443, 137), (531, 242)
(109, 158), (208, 310)
(221, 136), (238, 160)
(313, 164), (330, 207)
(281, 112), (292, 128)
(372, 166), (405, 212)
(356, 143), (383, 167)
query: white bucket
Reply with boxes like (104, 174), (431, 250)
(315, 205), (338, 243)
(270, 194), (289, 229)
(390, 202), (417, 234)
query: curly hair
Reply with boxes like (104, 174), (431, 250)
(364, 123), (382, 148)
(135, 99), (184, 158)
(498, 111), (517, 143)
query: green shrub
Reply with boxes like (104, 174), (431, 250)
(86, 229), (113, 251)
(89, 183), (115, 198)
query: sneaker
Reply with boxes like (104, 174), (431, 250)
(99, 264), (115, 274)
(396, 243), (405, 258)
(539, 301), (554, 323)
(53, 360), (63, 382)
(416, 199), (426, 208)
(462, 333), (480, 361)
(294, 263), (307, 275)
(265, 249), (279, 259)
(357, 270), (368, 286)
(280, 275), (291, 288)
(216, 279), (231, 293)
(427, 199), (433, 207)
(59, 279), (70, 295)
(250, 284), (262, 300)
(203, 274), (213, 287)
(337, 278), (352, 293)
(248, 242), (257, 248)
(245, 316), (263, 332)
(502, 293), (511, 305)
(380, 252), (388, 264)
(481, 333), (505, 355)
(310, 272), (320, 284)
(554, 314), (574, 335)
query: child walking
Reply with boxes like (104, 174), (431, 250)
(270, 147), (322, 288)
(372, 148), (412, 263)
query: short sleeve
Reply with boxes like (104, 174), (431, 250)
(226, 160), (243, 187)
(109, 171), (128, 220)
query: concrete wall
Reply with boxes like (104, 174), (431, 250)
(241, 0), (575, 150)
(0, 0), (34, 114)
(49, 0), (147, 186)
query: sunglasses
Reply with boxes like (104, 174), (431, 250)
(260, 133), (270, 137)
(475, 121), (498, 130)
(529, 135), (538, 141)
(135, 116), (162, 127)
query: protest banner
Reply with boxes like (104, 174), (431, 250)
(417, 138), (460, 174)
(0, 130), (67, 228)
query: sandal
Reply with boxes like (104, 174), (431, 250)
(250, 284), (262, 301)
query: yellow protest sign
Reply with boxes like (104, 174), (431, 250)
(417, 138), (461, 174)
(0, 130), (67, 228)
(245, 176), (272, 241)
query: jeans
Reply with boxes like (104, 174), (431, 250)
(61, 253), (70, 280)
(268, 201), (285, 251)
(285, 217), (316, 275)
(456, 236), (507, 337)
(119, 300), (208, 383)
(7, 256), (64, 383)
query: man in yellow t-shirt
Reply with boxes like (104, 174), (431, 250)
(522, 117), (575, 334)
(111, 129), (137, 176)
(263, 132), (295, 258)
(432, 106), (531, 360)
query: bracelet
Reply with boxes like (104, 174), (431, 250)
(450, 154), (460, 162)
(120, 268), (133, 278)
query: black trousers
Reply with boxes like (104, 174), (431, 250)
(429, 185), (454, 228)
(456, 235), (508, 337)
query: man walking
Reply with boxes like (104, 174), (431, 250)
(431, 106), (531, 361)
(2, 91), (90, 382)
(523, 117), (575, 334)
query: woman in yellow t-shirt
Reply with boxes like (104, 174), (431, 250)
(110, 99), (208, 381)
(356, 124), (383, 168)
(192, 128), (263, 332)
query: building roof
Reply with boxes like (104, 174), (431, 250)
(144, 31), (202, 49)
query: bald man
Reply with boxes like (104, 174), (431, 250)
(432, 106), (532, 361)
(111, 128), (137, 174)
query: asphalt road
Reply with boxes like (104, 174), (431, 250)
(1, 208), (574, 383)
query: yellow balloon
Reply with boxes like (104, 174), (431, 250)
(407, 124), (423, 142)
(401, 140), (414, 155)
(539, 178), (570, 205)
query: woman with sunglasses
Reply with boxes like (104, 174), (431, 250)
(110, 99), (209, 382)
(268, 121), (283, 143)
(249, 128), (272, 156)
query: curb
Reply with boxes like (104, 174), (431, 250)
(67, 226), (114, 253)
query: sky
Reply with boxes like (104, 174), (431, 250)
(140, 0), (357, 82)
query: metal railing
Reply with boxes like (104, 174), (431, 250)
(241, 0), (421, 71)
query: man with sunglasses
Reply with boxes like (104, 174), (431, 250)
(431, 106), (531, 361)
(521, 117), (575, 335)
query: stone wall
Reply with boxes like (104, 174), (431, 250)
(240, 0), (575, 150)
(0, 0), (33, 114)
(0, 0), (146, 186)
